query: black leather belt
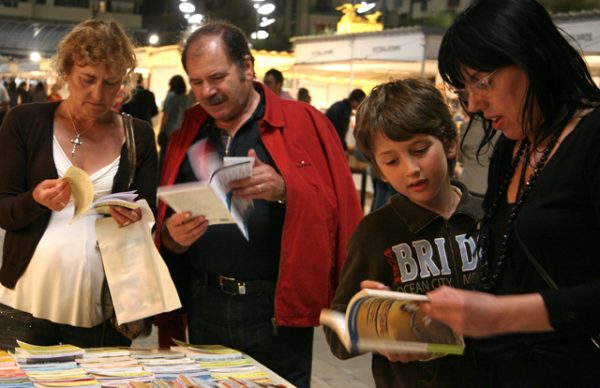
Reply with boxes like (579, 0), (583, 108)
(201, 272), (276, 296)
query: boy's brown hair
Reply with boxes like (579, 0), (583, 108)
(354, 78), (457, 177)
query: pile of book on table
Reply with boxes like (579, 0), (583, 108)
(0, 340), (288, 387)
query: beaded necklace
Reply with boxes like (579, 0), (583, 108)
(478, 129), (561, 291)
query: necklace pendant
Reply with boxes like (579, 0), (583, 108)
(70, 134), (83, 156)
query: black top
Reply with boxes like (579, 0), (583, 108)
(474, 107), (600, 356)
(176, 87), (285, 281)
(122, 86), (158, 124)
(325, 99), (351, 150)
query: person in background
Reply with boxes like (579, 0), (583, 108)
(158, 75), (190, 171)
(31, 81), (48, 103)
(456, 116), (496, 197)
(326, 79), (482, 387)
(421, 0), (600, 386)
(326, 88), (366, 151)
(47, 83), (64, 102)
(121, 73), (158, 125)
(6, 80), (18, 109)
(262, 68), (294, 100)
(297, 87), (312, 104)
(0, 19), (157, 349)
(16, 81), (30, 105)
(156, 20), (362, 388)
(0, 81), (9, 125)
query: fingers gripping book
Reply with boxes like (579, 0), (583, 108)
(321, 289), (464, 356)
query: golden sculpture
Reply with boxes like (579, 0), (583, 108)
(336, 3), (383, 34)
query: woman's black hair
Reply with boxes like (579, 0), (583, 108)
(168, 75), (186, 95)
(439, 0), (600, 152)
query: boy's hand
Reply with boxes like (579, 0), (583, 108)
(379, 351), (439, 363)
(360, 280), (390, 291)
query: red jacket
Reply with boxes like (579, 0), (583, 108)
(157, 84), (363, 326)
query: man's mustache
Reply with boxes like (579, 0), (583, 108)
(205, 94), (226, 105)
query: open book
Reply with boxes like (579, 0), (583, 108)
(64, 165), (138, 221)
(157, 157), (254, 240)
(321, 289), (464, 356)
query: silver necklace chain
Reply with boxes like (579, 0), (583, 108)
(67, 105), (90, 156)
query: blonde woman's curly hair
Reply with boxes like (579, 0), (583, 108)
(54, 19), (137, 95)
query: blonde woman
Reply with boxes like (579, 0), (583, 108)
(0, 19), (157, 349)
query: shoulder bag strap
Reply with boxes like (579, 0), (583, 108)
(122, 113), (136, 190)
(514, 222), (558, 290)
(515, 222), (600, 349)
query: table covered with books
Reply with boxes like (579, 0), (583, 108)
(0, 341), (294, 387)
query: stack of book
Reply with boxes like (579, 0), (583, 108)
(0, 350), (32, 387)
(1, 342), (289, 387)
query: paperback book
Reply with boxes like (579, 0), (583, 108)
(320, 289), (464, 356)
(64, 165), (138, 221)
(157, 156), (254, 240)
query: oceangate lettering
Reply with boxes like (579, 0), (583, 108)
(396, 277), (453, 293)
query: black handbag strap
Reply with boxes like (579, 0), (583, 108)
(515, 222), (600, 349)
(514, 223), (558, 290)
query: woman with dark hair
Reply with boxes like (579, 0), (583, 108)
(420, 0), (600, 386)
(158, 75), (190, 169)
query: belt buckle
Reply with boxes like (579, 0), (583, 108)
(218, 275), (246, 295)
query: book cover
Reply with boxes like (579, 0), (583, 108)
(320, 289), (464, 356)
(157, 156), (254, 240)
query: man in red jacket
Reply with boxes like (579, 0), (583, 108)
(155, 21), (362, 388)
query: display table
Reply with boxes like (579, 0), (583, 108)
(0, 345), (296, 387)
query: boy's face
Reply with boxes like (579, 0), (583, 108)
(373, 132), (457, 212)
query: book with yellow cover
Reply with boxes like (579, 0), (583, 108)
(320, 289), (464, 356)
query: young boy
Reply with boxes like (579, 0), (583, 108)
(325, 79), (482, 387)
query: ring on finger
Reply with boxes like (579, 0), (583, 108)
(257, 184), (262, 191)
(122, 221), (131, 227)
(60, 201), (66, 207)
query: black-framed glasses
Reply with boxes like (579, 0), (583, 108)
(448, 70), (498, 103)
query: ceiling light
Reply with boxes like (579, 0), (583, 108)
(356, 2), (376, 14)
(259, 17), (275, 27)
(250, 30), (269, 40)
(179, 2), (195, 13)
(148, 34), (159, 45)
(30, 51), (41, 62)
(256, 3), (275, 15)
(188, 13), (203, 24)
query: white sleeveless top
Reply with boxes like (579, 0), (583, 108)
(0, 137), (121, 327)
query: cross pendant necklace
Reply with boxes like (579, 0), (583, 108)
(67, 105), (87, 156)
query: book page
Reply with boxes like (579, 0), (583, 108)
(157, 182), (235, 224)
(64, 166), (94, 221)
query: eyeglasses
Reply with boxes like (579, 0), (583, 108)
(450, 70), (498, 103)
